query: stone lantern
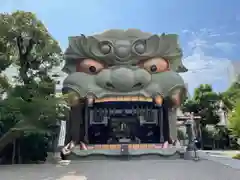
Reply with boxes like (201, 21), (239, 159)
(217, 100), (227, 127)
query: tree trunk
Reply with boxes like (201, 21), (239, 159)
(17, 139), (22, 164)
(0, 129), (23, 153)
(12, 139), (16, 164)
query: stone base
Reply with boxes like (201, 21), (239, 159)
(46, 152), (62, 164)
(66, 146), (187, 160)
(58, 160), (71, 166)
(184, 150), (200, 161)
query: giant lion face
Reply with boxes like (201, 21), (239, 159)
(62, 29), (187, 106)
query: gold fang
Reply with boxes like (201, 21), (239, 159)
(145, 97), (152, 102)
(123, 96), (131, 101)
(118, 96), (124, 101)
(108, 97), (116, 102)
(104, 97), (111, 102)
(131, 96), (138, 101)
(138, 96), (145, 101)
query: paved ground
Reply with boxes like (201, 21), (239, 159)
(199, 150), (240, 169)
(0, 158), (240, 180)
(203, 150), (240, 157)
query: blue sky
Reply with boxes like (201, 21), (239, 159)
(1, 0), (240, 94)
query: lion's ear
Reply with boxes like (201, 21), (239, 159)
(62, 63), (76, 74)
(63, 35), (88, 74)
(159, 34), (187, 73)
(176, 65), (188, 73)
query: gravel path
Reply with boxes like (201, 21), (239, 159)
(0, 159), (240, 180)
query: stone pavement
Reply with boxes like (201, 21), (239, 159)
(202, 150), (240, 157)
(199, 150), (240, 169)
(1, 157), (240, 180)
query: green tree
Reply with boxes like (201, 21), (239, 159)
(0, 11), (64, 163)
(0, 11), (62, 84)
(228, 101), (240, 138)
(181, 84), (220, 126)
(0, 10), (63, 126)
(221, 82), (240, 111)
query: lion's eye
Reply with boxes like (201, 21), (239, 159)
(141, 57), (169, 73)
(76, 59), (105, 74)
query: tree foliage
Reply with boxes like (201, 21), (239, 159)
(221, 82), (240, 111)
(0, 11), (64, 163)
(0, 11), (62, 78)
(221, 80), (240, 139)
(0, 10), (63, 126)
(228, 101), (240, 138)
(181, 84), (220, 125)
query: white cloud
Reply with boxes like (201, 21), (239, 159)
(180, 29), (235, 94)
(181, 50), (231, 93)
(226, 32), (237, 36)
(187, 39), (209, 49)
(214, 42), (236, 52)
(208, 34), (220, 37)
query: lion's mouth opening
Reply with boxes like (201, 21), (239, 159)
(84, 94), (172, 147)
(87, 95), (163, 106)
(94, 96), (152, 103)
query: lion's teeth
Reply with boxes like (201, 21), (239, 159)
(94, 96), (153, 103)
(123, 96), (132, 101)
(131, 96), (138, 101)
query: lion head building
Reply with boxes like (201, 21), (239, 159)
(59, 29), (192, 158)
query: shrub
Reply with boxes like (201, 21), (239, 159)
(232, 153), (240, 159)
(177, 128), (186, 140)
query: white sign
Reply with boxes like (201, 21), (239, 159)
(58, 120), (66, 147)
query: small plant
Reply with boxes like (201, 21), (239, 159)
(177, 128), (186, 140)
(232, 153), (240, 159)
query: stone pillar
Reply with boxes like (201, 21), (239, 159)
(53, 120), (67, 161)
(168, 108), (177, 141)
(46, 118), (66, 163)
(217, 101), (227, 126)
(184, 113), (200, 160)
(185, 112), (196, 151)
